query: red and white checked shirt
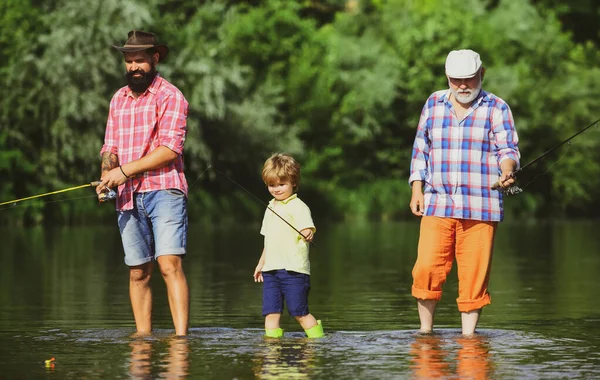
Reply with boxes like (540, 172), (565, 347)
(100, 74), (189, 211)
(409, 89), (520, 221)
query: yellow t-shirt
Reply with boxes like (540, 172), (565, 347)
(260, 194), (316, 275)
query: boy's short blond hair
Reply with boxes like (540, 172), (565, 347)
(262, 153), (300, 191)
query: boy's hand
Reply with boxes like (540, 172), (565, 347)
(301, 228), (314, 242)
(253, 263), (264, 282)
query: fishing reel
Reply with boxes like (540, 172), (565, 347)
(90, 180), (117, 203)
(98, 187), (117, 202)
(492, 174), (522, 196)
(500, 185), (523, 196)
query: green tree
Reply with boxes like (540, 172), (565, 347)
(1, 0), (598, 225)
(0, 0), (155, 224)
(152, 0), (315, 220)
(286, 0), (600, 220)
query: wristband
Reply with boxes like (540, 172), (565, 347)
(119, 165), (130, 179)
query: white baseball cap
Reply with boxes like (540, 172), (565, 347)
(445, 49), (482, 79)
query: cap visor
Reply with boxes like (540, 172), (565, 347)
(446, 72), (478, 79)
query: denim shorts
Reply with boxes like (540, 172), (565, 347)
(117, 189), (188, 266)
(262, 270), (311, 317)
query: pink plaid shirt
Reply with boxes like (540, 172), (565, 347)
(100, 74), (189, 211)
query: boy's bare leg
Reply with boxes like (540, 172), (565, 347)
(265, 313), (282, 329)
(417, 299), (438, 333)
(157, 255), (189, 336)
(461, 309), (481, 336)
(295, 314), (318, 330)
(130, 262), (154, 334)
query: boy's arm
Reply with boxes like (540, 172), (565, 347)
(253, 248), (266, 282)
(295, 202), (315, 242)
(300, 228), (314, 242)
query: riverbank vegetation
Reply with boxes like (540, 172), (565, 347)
(1, 0), (599, 225)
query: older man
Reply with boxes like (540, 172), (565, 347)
(97, 30), (190, 336)
(408, 49), (520, 335)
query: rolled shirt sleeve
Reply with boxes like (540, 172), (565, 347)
(157, 91), (188, 155)
(409, 103), (431, 185)
(491, 105), (520, 170)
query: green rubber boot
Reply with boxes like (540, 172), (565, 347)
(304, 320), (325, 338)
(264, 327), (284, 338)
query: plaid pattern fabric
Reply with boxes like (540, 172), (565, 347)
(100, 74), (189, 211)
(409, 89), (520, 221)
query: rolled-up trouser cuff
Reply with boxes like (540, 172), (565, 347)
(412, 285), (443, 301)
(457, 294), (491, 312)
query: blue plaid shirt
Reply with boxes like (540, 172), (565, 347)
(409, 89), (520, 221)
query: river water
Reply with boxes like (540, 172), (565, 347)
(1, 220), (599, 378)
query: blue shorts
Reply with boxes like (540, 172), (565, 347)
(262, 270), (311, 317)
(117, 189), (188, 267)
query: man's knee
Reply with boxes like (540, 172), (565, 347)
(130, 265), (152, 283)
(157, 255), (184, 277)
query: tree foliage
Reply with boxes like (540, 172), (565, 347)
(0, 0), (598, 225)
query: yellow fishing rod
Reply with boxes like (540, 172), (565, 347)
(0, 181), (115, 207)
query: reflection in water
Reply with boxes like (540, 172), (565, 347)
(455, 336), (492, 379)
(2, 222), (600, 378)
(163, 337), (190, 378)
(410, 334), (492, 380)
(129, 336), (189, 379)
(129, 339), (153, 379)
(252, 339), (315, 379)
(410, 334), (450, 378)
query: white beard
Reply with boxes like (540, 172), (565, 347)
(449, 81), (482, 105)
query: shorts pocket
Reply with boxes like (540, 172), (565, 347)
(164, 188), (185, 197)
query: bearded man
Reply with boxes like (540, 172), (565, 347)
(96, 30), (190, 336)
(408, 49), (520, 335)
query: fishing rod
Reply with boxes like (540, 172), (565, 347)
(0, 181), (115, 207)
(210, 165), (314, 244)
(1, 163), (215, 210)
(492, 116), (600, 194)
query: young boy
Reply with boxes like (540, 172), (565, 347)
(253, 153), (324, 338)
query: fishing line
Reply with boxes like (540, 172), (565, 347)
(0, 194), (101, 212)
(0, 165), (215, 309)
(494, 116), (600, 195)
(516, 142), (572, 192)
(0, 182), (106, 212)
(0, 181), (102, 208)
(187, 164), (213, 188)
(210, 165), (315, 245)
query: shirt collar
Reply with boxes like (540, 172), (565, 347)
(123, 73), (162, 98)
(269, 193), (298, 205)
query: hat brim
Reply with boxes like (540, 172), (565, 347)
(112, 45), (169, 61)
(446, 72), (478, 79)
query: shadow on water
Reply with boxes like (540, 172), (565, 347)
(2, 326), (598, 379)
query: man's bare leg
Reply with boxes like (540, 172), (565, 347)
(461, 308), (481, 336)
(417, 299), (438, 333)
(157, 255), (189, 336)
(130, 262), (154, 334)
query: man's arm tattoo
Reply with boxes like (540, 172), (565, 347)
(101, 152), (119, 172)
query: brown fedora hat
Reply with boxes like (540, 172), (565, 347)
(112, 30), (169, 61)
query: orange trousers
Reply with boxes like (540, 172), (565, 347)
(412, 216), (497, 312)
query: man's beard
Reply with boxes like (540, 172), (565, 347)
(449, 80), (482, 105)
(126, 67), (157, 93)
